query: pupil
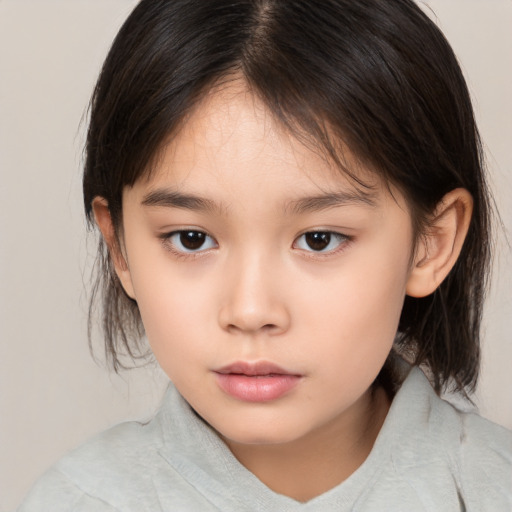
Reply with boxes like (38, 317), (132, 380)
(180, 231), (205, 250)
(306, 232), (330, 251)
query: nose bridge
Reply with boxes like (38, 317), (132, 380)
(219, 245), (289, 335)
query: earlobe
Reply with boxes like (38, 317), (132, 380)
(406, 188), (473, 298)
(91, 197), (136, 300)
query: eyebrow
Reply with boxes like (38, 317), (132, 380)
(141, 189), (222, 214)
(141, 187), (378, 215)
(285, 190), (378, 214)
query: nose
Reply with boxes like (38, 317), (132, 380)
(217, 252), (291, 336)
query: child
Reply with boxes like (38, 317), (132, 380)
(18, 0), (512, 510)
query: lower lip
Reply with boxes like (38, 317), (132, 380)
(215, 373), (301, 402)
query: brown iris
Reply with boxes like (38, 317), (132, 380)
(180, 231), (207, 250)
(305, 232), (331, 251)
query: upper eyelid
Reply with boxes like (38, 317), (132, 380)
(159, 227), (348, 237)
(294, 230), (349, 241)
(294, 229), (350, 239)
(159, 227), (212, 238)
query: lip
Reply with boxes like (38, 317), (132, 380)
(214, 361), (302, 402)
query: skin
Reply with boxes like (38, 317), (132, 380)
(94, 82), (473, 502)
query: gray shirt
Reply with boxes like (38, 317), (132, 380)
(18, 367), (512, 511)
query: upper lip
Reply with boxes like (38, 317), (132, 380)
(214, 361), (300, 376)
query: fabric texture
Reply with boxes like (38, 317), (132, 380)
(18, 367), (512, 511)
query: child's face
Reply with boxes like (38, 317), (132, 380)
(118, 83), (415, 446)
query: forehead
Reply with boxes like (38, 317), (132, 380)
(137, 81), (387, 207)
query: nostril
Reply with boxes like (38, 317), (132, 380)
(225, 322), (279, 335)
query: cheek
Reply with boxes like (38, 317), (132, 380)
(135, 285), (213, 384)
(295, 241), (410, 375)
(302, 247), (409, 331)
(125, 245), (212, 363)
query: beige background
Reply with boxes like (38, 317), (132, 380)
(1, 1), (511, 510)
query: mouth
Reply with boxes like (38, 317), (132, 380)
(213, 361), (302, 402)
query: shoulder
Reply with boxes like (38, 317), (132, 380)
(455, 409), (512, 508)
(391, 367), (512, 509)
(17, 414), (167, 511)
(17, 384), (224, 512)
(16, 466), (120, 512)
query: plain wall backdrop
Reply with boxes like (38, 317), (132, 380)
(1, 1), (511, 510)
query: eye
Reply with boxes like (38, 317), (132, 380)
(294, 231), (348, 253)
(164, 230), (217, 253)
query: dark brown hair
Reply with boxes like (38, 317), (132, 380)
(83, 0), (492, 395)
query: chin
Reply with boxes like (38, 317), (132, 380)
(214, 419), (308, 447)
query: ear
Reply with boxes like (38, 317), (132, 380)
(406, 188), (473, 298)
(91, 197), (136, 300)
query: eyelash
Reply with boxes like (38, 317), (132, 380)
(159, 229), (352, 259)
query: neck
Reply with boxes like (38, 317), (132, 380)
(222, 385), (390, 503)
